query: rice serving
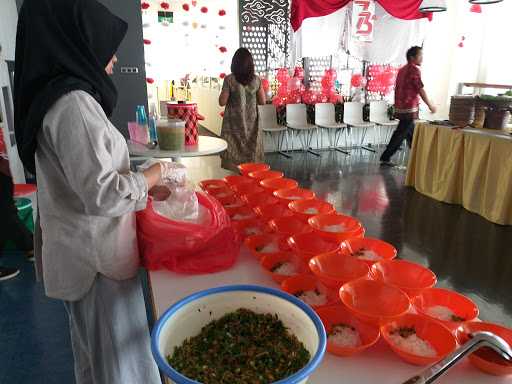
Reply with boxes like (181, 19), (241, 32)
(295, 290), (328, 307)
(225, 202), (244, 208)
(286, 196), (301, 200)
(323, 224), (347, 233)
(426, 305), (465, 322)
(389, 327), (436, 358)
(244, 226), (262, 236)
(271, 262), (297, 276)
(304, 208), (319, 214)
(328, 324), (361, 348)
(353, 248), (381, 261)
(232, 212), (254, 220)
(255, 242), (279, 253)
(216, 192), (231, 198)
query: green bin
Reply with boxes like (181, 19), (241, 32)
(2, 197), (34, 251)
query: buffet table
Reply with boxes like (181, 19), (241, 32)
(128, 136), (227, 160)
(148, 249), (506, 384)
(406, 123), (512, 225)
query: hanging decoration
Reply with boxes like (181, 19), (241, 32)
(219, 73), (226, 79)
(366, 65), (397, 95)
(182, 3), (190, 11)
(141, 2), (150, 10)
(351, 0), (376, 42)
(143, 39), (152, 45)
(201, 6), (209, 13)
(219, 46), (227, 53)
(160, 2), (169, 10)
(219, 9), (227, 16)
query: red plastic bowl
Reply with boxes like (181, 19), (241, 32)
(268, 216), (312, 238)
(199, 179), (228, 191)
(248, 170), (284, 182)
(289, 199), (335, 223)
(254, 204), (294, 222)
(308, 214), (364, 243)
(412, 288), (479, 330)
(232, 182), (265, 197)
(205, 187), (235, 201)
(281, 274), (339, 309)
(238, 162), (270, 176)
(288, 232), (340, 262)
(309, 253), (370, 289)
(232, 218), (267, 240)
(339, 237), (397, 267)
(228, 205), (257, 223)
(456, 321), (512, 376)
(274, 188), (316, 205)
(260, 252), (309, 284)
(244, 234), (284, 260)
(381, 313), (457, 366)
(260, 178), (299, 193)
(339, 279), (411, 326)
(370, 260), (437, 298)
(316, 305), (380, 357)
(241, 191), (279, 208)
(224, 175), (254, 188)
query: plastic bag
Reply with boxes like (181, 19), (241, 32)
(152, 185), (200, 222)
(137, 192), (241, 273)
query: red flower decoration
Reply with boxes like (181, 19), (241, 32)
(200, 6), (208, 13)
(218, 9), (226, 16)
(219, 73), (226, 79)
(219, 46), (227, 53)
(141, 2), (150, 10)
(182, 3), (190, 11)
(143, 39), (152, 45)
(146, 78), (155, 84)
(160, 2), (170, 9)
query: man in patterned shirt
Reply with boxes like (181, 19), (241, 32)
(380, 46), (436, 166)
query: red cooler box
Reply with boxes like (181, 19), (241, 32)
(167, 103), (205, 146)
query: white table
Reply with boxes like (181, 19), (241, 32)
(128, 135), (227, 160)
(148, 248), (508, 384)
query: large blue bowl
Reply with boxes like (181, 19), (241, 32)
(151, 285), (327, 384)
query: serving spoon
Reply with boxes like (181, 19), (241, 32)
(401, 331), (512, 384)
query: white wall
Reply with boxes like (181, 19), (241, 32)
(0, 0), (18, 60)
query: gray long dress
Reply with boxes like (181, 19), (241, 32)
(220, 74), (264, 169)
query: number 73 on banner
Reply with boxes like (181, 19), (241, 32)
(352, 0), (375, 42)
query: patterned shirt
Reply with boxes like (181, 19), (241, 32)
(394, 63), (424, 120)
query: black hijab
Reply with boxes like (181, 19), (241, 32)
(14, 0), (128, 173)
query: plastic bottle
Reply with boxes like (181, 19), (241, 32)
(135, 105), (150, 144)
(148, 104), (158, 143)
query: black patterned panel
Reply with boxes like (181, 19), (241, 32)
(239, 0), (290, 73)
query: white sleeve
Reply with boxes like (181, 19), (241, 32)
(48, 92), (148, 217)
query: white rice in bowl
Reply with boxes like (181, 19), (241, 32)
(389, 327), (436, 358)
(328, 324), (362, 348)
(323, 224), (347, 233)
(353, 248), (381, 261)
(425, 305), (465, 322)
(295, 290), (328, 307)
(255, 242), (279, 253)
(304, 208), (319, 214)
(232, 212), (254, 220)
(271, 262), (297, 276)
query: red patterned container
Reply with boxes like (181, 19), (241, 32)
(167, 103), (205, 146)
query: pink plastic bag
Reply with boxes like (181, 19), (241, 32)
(137, 192), (240, 273)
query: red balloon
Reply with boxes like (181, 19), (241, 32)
(277, 85), (288, 96)
(219, 46), (227, 53)
(143, 39), (151, 45)
(160, 2), (170, 10)
(293, 67), (305, 80)
(272, 95), (286, 107)
(287, 77), (301, 91)
(262, 78), (270, 92)
(325, 68), (337, 81)
(182, 3), (190, 11)
(141, 2), (150, 10)
(219, 73), (226, 79)
(200, 6), (208, 13)
(276, 68), (290, 84)
(321, 76), (334, 89)
(218, 9), (227, 16)
(146, 78), (155, 84)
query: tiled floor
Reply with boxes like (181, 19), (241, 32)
(1, 148), (511, 383)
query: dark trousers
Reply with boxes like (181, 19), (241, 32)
(380, 119), (415, 162)
(0, 172), (33, 253)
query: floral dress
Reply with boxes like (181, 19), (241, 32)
(220, 74), (263, 169)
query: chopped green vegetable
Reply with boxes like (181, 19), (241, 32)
(167, 309), (311, 383)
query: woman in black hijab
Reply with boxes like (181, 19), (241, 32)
(14, 0), (170, 382)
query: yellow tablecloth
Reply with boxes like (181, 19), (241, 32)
(406, 123), (512, 225)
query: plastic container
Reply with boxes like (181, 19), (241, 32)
(228, 205), (257, 224)
(269, 217), (313, 251)
(339, 237), (397, 267)
(199, 179), (228, 191)
(238, 163), (270, 176)
(232, 182), (265, 197)
(316, 305), (380, 357)
(241, 191), (280, 208)
(232, 218), (267, 240)
(339, 279), (411, 326)
(412, 288), (479, 331)
(288, 232), (339, 262)
(289, 200), (335, 223)
(157, 118), (185, 151)
(274, 188), (316, 205)
(224, 175), (254, 188)
(151, 285), (327, 384)
(370, 260), (437, 298)
(255, 203), (294, 222)
(281, 274), (340, 309)
(248, 170), (284, 182)
(260, 178), (299, 194)
(309, 253), (370, 289)
(205, 187), (235, 201)
(456, 321), (512, 376)
(260, 252), (309, 284)
(380, 313), (457, 366)
(245, 234), (285, 260)
(308, 214), (364, 243)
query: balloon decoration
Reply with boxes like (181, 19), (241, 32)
(366, 65), (398, 95)
(141, 2), (150, 10)
(219, 46), (227, 53)
(160, 2), (170, 10)
(261, 78), (270, 92)
(293, 67), (305, 80)
(219, 73), (226, 79)
(218, 9), (227, 16)
(351, 73), (365, 88)
(200, 6), (208, 13)
(182, 3), (190, 11)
